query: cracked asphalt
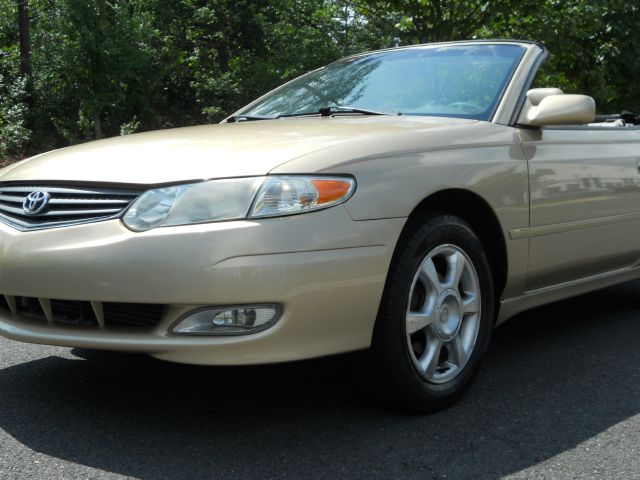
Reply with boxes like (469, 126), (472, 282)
(0, 281), (639, 480)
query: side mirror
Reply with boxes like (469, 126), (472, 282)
(518, 89), (596, 126)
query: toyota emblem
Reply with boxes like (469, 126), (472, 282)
(22, 191), (51, 215)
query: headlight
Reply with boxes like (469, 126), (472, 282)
(122, 177), (264, 231)
(249, 176), (355, 218)
(122, 175), (355, 231)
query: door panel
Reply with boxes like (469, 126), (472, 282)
(519, 127), (640, 290)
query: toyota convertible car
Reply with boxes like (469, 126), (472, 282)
(1, 40), (639, 412)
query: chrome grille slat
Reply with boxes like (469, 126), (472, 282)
(0, 194), (25, 203)
(48, 198), (131, 205)
(0, 183), (142, 231)
(0, 185), (141, 196)
(0, 214), (114, 230)
(0, 204), (122, 217)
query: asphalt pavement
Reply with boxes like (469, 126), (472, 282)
(1, 281), (639, 480)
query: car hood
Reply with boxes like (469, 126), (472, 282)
(0, 116), (477, 185)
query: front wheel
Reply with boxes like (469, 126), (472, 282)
(372, 214), (495, 412)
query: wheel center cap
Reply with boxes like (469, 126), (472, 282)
(434, 289), (462, 341)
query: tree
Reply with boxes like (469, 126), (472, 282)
(346, 0), (517, 43)
(16, 0), (29, 76)
(2, 0), (640, 161)
(0, 0), (30, 159)
(490, 0), (640, 112)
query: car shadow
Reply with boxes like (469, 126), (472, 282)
(1, 281), (639, 479)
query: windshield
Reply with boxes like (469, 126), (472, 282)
(237, 44), (526, 121)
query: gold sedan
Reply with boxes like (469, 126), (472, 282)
(1, 40), (637, 412)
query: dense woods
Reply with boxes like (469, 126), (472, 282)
(1, 1), (639, 161)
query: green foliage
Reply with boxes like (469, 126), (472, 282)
(0, 13), (30, 160)
(30, 0), (167, 142)
(0, 0), (639, 161)
(348, 0), (517, 43)
(0, 72), (30, 158)
(493, 0), (640, 113)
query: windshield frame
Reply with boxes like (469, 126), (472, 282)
(229, 41), (530, 123)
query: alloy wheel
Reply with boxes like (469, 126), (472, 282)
(405, 244), (481, 384)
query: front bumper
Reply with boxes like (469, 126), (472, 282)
(0, 207), (405, 364)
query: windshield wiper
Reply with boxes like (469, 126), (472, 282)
(278, 105), (389, 118)
(226, 105), (390, 123)
(226, 115), (276, 123)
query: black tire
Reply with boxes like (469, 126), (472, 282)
(372, 214), (495, 413)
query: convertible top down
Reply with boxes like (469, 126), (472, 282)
(1, 40), (639, 411)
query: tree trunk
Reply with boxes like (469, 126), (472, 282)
(93, 110), (103, 139)
(217, 41), (230, 73)
(17, 0), (32, 77)
(344, 4), (349, 55)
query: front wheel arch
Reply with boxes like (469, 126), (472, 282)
(403, 188), (508, 305)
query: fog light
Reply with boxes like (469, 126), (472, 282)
(171, 304), (282, 335)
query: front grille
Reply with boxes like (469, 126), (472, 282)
(16, 296), (45, 319)
(103, 303), (165, 328)
(0, 183), (142, 230)
(50, 299), (99, 327)
(0, 295), (166, 330)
